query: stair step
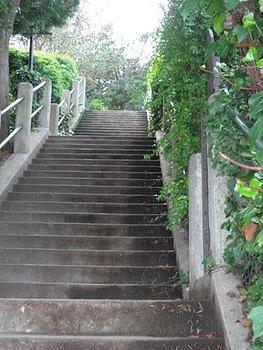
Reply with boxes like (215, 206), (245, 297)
(73, 133), (150, 138)
(0, 248), (175, 267)
(43, 143), (155, 149)
(12, 184), (161, 195)
(42, 147), (154, 154)
(0, 282), (182, 299)
(18, 177), (162, 187)
(29, 163), (161, 172)
(42, 143), (154, 154)
(75, 130), (149, 135)
(69, 135), (154, 140)
(32, 158), (160, 166)
(0, 222), (167, 236)
(49, 135), (155, 139)
(7, 192), (160, 204)
(36, 153), (156, 160)
(47, 138), (155, 145)
(76, 126), (148, 131)
(0, 265), (177, 284)
(0, 211), (165, 225)
(0, 234), (172, 250)
(0, 300), (217, 337)
(0, 335), (224, 350)
(77, 125), (148, 129)
(2, 201), (165, 215)
(24, 170), (162, 179)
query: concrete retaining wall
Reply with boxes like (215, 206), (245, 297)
(208, 161), (228, 265)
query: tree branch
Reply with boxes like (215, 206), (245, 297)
(220, 152), (263, 172)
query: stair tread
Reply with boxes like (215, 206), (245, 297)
(0, 299), (218, 337)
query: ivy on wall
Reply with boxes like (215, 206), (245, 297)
(147, 3), (207, 228)
(158, 0), (263, 347)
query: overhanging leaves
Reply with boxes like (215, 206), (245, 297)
(249, 306), (263, 340)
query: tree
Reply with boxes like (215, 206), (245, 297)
(38, 15), (146, 110)
(0, 0), (21, 140)
(0, 0), (79, 141)
(14, 0), (79, 34)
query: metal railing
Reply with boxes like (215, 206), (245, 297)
(0, 80), (48, 152)
(0, 76), (86, 154)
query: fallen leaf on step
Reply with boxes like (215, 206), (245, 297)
(239, 318), (252, 327)
(20, 306), (25, 313)
(239, 295), (247, 303)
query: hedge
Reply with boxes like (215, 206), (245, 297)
(9, 48), (77, 103)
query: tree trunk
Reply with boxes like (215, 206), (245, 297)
(0, 0), (21, 142)
(0, 29), (11, 141)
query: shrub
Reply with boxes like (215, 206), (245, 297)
(89, 98), (106, 110)
(9, 48), (77, 102)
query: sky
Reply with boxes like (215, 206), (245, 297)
(81, 0), (168, 60)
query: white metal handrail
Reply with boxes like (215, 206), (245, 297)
(1, 76), (86, 154)
(70, 102), (76, 110)
(0, 126), (22, 151)
(31, 105), (44, 120)
(70, 88), (76, 96)
(58, 98), (66, 109)
(0, 97), (24, 118)
(33, 81), (46, 93)
(58, 115), (66, 127)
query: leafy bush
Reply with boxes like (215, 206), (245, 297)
(89, 99), (106, 110)
(9, 66), (43, 129)
(147, 4), (207, 227)
(9, 48), (77, 102)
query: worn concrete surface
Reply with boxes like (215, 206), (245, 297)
(208, 161), (228, 265)
(189, 154), (205, 282)
(0, 128), (49, 201)
(212, 269), (250, 350)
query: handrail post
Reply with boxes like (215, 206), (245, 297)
(71, 80), (80, 128)
(39, 79), (52, 128)
(61, 90), (71, 115)
(50, 103), (59, 136)
(80, 77), (86, 111)
(14, 82), (33, 153)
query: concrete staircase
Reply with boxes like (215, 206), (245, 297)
(0, 111), (224, 349)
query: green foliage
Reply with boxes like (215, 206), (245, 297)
(9, 48), (77, 102)
(13, 0), (79, 35)
(42, 20), (145, 110)
(178, 0), (263, 344)
(147, 3), (207, 226)
(249, 306), (263, 341)
(202, 255), (216, 272)
(247, 278), (263, 311)
(178, 270), (190, 285)
(89, 99), (106, 111)
(8, 66), (43, 129)
(9, 65), (42, 100)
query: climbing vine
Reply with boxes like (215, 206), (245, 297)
(147, 3), (207, 228)
(180, 0), (263, 347)
(149, 0), (263, 346)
